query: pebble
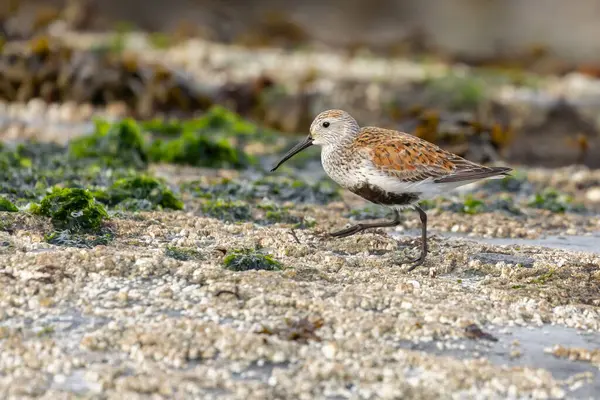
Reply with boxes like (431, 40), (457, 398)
(586, 187), (600, 203)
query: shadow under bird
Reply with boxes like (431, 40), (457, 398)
(270, 109), (512, 271)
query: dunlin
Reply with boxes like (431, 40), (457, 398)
(271, 109), (512, 270)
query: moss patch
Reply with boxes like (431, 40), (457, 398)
(421, 71), (487, 111)
(0, 197), (18, 212)
(165, 246), (203, 261)
(142, 105), (263, 138)
(527, 188), (585, 213)
(482, 171), (530, 194)
(148, 132), (251, 169)
(44, 230), (114, 248)
(32, 188), (109, 232)
(183, 175), (340, 205)
(200, 199), (251, 222)
(145, 106), (260, 169)
(454, 195), (485, 215)
(223, 248), (283, 271)
(69, 119), (148, 169)
(104, 176), (184, 211)
(251, 176), (339, 204)
(257, 203), (302, 225)
(69, 106), (261, 170)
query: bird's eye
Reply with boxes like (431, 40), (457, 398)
(322, 121), (330, 128)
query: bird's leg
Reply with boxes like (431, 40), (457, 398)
(403, 205), (428, 271)
(329, 209), (401, 238)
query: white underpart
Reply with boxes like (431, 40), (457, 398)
(365, 166), (504, 200)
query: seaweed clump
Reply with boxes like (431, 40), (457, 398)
(527, 188), (585, 213)
(142, 105), (261, 137)
(0, 197), (18, 212)
(165, 246), (203, 261)
(223, 248), (283, 271)
(453, 195), (485, 215)
(257, 203), (315, 228)
(31, 188), (112, 248)
(200, 199), (251, 222)
(183, 175), (340, 205)
(104, 176), (184, 211)
(68, 107), (261, 171)
(32, 188), (108, 232)
(482, 171), (530, 194)
(145, 106), (258, 169)
(148, 131), (251, 169)
(69, 119), (148, 169)
(250, 176), (340, 204)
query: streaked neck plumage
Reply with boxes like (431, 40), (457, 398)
(319, 125), (364, 189)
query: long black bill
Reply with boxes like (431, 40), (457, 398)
(270, 135), (313, 172)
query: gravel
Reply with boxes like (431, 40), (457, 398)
(1, 175), (599, 398)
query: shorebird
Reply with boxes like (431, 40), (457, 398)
(270, 109), (512, 270)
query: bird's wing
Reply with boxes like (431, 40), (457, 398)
(354, 127), (511, 184)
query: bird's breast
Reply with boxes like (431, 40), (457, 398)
(321, 147), (367, 189)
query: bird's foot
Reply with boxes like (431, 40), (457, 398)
(328, 224), (365, 239)
(402, 252), (426, 271)
(395, 242), (428, 271)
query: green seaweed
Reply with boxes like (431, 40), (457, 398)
(44, 230), (114, 248)
(527, 188), (584, 213)
(141, 106), (261, 137)
(418, 199), (439, 211)
(0, 144), (33, 169)
(69, 119), (148, 169)
(36, 326), (55, 337)
(148, 131), (252, 169)
(482, 170), (529, 193)
(223, 248), (283, 271)
(32, 187), (109, 232)
(258, 203), (301, 225)
(0, 197), (18, 212)
(347, 205), (390, 220)
(185, 105), (260, 136)
(444, 194), (485, 215)
(422, 71), (487, 110)
(251, 176), (340, 204)
(183, 178), (243, 200)
(489, 195), (523, 216)
(529, 269), (556, 285)
(148, 32), (173, 49)
(184, 175), (340, 205)
(104, 176), (184, 211)
(200, 199), (251, 222)
(165, 246), (203, 261)
(460, 195), (485, 215)
(142, 106), (265, 169)
(68, 107), (263, 170)
(256, 203), (315, 228)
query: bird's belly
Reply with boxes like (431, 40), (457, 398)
(322, 156), (420, 207)
(348, 183), (420, 206)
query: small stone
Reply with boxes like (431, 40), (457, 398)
(321, 342), (337, 359)
(585, 187), (600, 203)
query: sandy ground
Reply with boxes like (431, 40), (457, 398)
(1, 164), (600, 399)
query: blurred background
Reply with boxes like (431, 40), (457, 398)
(7, 0), (600, 65)
(2, 0), (600, 168)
